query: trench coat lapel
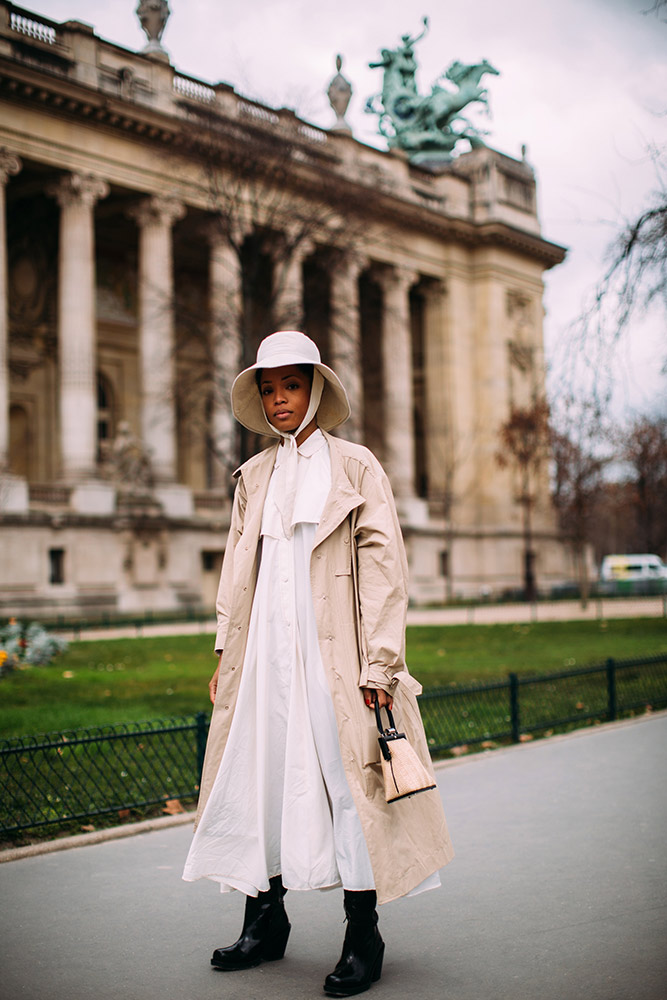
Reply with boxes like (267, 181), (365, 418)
(312, 431), (365, 549)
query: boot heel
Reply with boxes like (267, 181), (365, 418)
(261, 921), (291, 962)
(371, 942), (384, 983)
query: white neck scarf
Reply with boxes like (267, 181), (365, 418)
(263, 369), (324, 538)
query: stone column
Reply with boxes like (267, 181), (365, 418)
(0, 149), (21, 474)
(375, 265), (420, 513)
(445, 263), (481, 531)
(207, 223), (244, 488)
(271, 236), (314, 330)
(130, 195), (185, 485)
(421, 280), (449, 502)
(0, 149), (27, 513)
(329, 251), (366, 442)
(50, 172), (109, 482)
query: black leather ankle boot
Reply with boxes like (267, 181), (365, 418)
(323, 890), (384, 997)
(211, 875), (290, 971)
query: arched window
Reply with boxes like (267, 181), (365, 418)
(97, 372), (115, 460)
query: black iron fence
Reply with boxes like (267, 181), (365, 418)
(2, 654), (666, 836)
(0, 714), (209, 836)
(419, 653), (667, 753)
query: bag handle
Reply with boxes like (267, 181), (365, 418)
(374, 699), (398, 735)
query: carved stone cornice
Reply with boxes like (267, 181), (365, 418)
(0, 46), (567, 271)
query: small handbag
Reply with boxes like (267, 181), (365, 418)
(374, 701), (437, 803)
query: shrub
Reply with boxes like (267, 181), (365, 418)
(0, 619), (68, 676)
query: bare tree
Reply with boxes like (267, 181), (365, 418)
(619, 413), (667, 555)
(170, 106), (386, 480)
(496, 399), (551, 602)
(550, 397), (612, 606)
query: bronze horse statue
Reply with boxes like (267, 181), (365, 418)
(366, 19), (499, 162)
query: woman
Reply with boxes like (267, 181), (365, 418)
(183, 331), (454, 996)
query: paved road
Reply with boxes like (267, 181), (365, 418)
(56, 596), (667, 642)
(1, 714), (665, 1000)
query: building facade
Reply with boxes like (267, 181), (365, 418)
(0, 2), (572, 617)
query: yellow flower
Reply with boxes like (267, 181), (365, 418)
(0, 650), (7, 666)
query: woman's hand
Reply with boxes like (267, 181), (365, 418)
(209, 654), (223, 705)
(361, 686), (393, 711)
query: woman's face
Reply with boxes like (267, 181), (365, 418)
(259, 365), (312, 434)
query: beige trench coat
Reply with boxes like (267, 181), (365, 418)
(195, 431), (454, 904)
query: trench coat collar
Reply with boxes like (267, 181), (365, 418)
(234, 432), (364, 548)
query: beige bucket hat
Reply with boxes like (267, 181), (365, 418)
(231, 331), (351, 437)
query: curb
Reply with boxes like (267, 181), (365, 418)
(0, 810), (195, 864)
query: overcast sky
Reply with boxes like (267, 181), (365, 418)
(28, 0), (667, 421)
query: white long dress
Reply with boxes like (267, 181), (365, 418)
(183, 430), (376, 895)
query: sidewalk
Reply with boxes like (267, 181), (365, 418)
(56, 595), (667, 641)
(1, 713), (665, 1000)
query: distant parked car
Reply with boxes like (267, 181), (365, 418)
(599, 554), (667, 595)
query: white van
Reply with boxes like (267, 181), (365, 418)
(600, 553), (667, 582)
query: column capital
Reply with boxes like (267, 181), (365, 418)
(202, 216), (251, 249)
(329, 248), (368, 281)
(371, 263), (419, 293)
(129, 194), (186, 229)
(0, 148), (21, 185)
(265, 231), (315, 263)
(48, 172), (109, 209)
(419, 276), (447, 301)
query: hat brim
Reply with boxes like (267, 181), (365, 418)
(231, 359), (351, 437)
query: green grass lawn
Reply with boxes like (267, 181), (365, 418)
(1, 618), (665, 738)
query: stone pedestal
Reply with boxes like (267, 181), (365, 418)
(154, 483), (193, 518)
(70, 481), (116, 515)
(0, 472), (28, 513)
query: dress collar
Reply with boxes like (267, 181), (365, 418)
(297, 427), (326, 458)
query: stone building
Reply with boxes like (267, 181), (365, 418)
(0, 1), (572, 617)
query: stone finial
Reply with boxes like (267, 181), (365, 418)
(136, 0), (171, 61)
(327, 54), (353, 134)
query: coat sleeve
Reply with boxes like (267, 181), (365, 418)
(214, 475), (248, 654)
(353, 458), (410, 692)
